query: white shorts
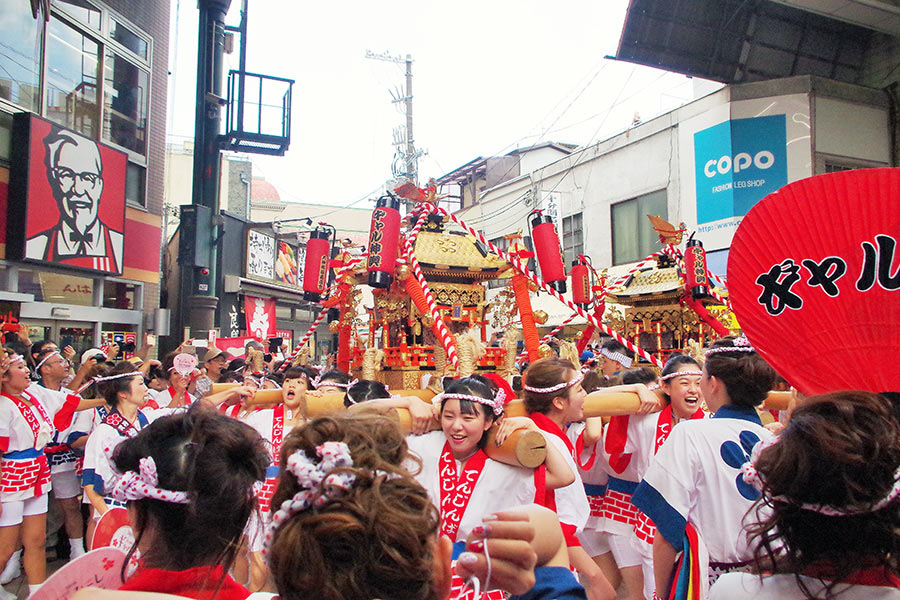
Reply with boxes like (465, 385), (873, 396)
(608, 532), (641, 568)
(577, 529), (612, 557)
(51, 469), (82, 499)
(0, 494), (50, 527)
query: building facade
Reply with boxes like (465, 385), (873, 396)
(0, 0), (168, 356)
(456, 75), (892, 328)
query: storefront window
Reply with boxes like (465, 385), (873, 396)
(0, 2), (42, 112)
(0, 111), (12, 162)
(101, 325), (137, 359)
(125, 161), (146, 206)
(54, 0), (101, 31)
(103, 49), (149, 155)
(103, 280), (137, 309)
(45, 16), (100, 138)
(110, 19), (148, 60)
(19, 269), (96, 306)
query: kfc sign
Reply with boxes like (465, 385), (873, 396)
(7, 114), (127, 275)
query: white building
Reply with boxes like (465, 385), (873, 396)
(454, 75), (891, 327)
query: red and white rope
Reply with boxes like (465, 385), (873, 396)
(607, 251), (666, 291)
(420, 203), (662, 367)
(402, 210), (459, 370)
(278, 256), (366, 372)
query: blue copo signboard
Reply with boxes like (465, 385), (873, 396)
(694, 115), (788, 224)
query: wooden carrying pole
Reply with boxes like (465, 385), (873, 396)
(503, 389), (794, 418)
(208, 385), (544, 468)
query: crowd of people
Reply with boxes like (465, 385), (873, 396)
(0, 328), (898, 600)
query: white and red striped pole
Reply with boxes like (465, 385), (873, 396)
(422, 203), (662, 367)
(400, 231), (460, 371)
(278, 256), (366, 372)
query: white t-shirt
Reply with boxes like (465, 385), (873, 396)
(710, 571), (900, 600)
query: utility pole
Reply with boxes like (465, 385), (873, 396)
(404, 54), (416, 186)
(365, 49), (423, 207)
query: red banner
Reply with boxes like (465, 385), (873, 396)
(244, 296), (276, 340)
(214, 336), (256, 358)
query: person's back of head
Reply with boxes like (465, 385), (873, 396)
(112, 405), (268, 574)
(267, 414), (441, 600)
(748, 391), (900, 589)
(345, 379), (389, 407)
(620, 367), (658, 386)
(704, 336), (776, 408)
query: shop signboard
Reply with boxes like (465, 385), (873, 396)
(7, 114), (127, 275)
(245, 229), (304, 289)
(694, 114), (788, 226)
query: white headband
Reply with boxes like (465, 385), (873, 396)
(35, 351), (62, 373)
(436, 392), (504, 416)
(7, 354), (25, 367)
(659, 369), (702, 382)
(705, 336), (755, 356)
(598, 348), (633, 369)
(523, 371), (585, 395)
(742, 440), (900, 517)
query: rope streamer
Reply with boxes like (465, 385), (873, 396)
(416, 202), (663, 367)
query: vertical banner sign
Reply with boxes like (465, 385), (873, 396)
(7, 114), (127, 275)
(247, 230), (276, 279)
(694, 115), (787, 228)
(244, 296), (276, 340)
(727, 168), (900, 396)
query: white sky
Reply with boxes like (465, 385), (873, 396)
(167, 0), (714, 210)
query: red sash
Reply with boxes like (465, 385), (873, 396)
(2, 391), (53, 495)
(529, 412), (576, 459)
(271, 405), (284, 461)
(654, 405), (705, 454)
(439, 441), (487, 541)
(528, 412), (582, 547)
(167, 386), (191, 407)
(3, 391), (52, 447)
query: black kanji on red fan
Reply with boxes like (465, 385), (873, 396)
(756, 259), (804, 316)
(856, 234), (900, 292)
(802, 257), (847, 297)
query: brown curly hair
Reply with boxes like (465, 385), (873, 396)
(267, 414), (442, 600)
(747, 391), (900, 598)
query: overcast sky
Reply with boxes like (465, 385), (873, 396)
(167, 0), (713, 211)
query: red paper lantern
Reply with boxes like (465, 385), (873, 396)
(302, 223), (335, 302)
(529, 210), (567, 293)
(571, 258), (591, 308)
(684, 237), (709, 300)
(366, 193), (402, 289)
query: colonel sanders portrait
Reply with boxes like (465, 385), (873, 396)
(25, 128), (124, 273)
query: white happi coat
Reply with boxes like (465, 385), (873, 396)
(0, 386), (81, 501)
(632, 405), (775, 595)
(405, 431), (538, 543)
(710, 571), (900, 600)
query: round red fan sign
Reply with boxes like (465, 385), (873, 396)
(727, 168), (900, 396)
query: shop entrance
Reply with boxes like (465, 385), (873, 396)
(20, 319), (96, 358)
